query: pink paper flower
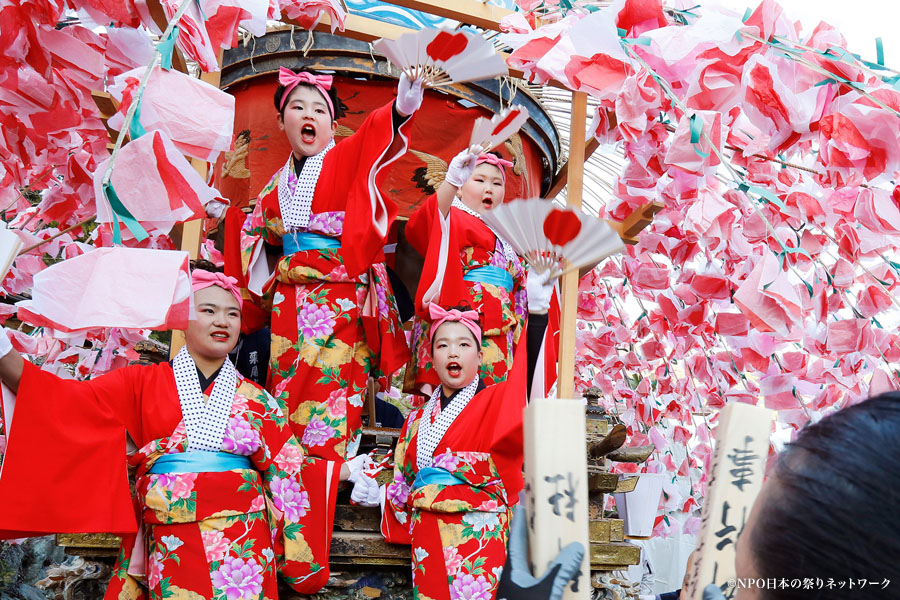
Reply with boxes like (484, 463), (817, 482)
(210, 556), (264, 600)
(269, 476), (309, 521)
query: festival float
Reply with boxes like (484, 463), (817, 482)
(1, 0), (900, 598)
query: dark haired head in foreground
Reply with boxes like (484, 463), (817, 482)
(735, 394), (900, 598)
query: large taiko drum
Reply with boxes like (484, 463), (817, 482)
(214, 29), (561, 294)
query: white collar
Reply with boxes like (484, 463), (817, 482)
(416, 375), (481, 470)
(172, 347), (239, 452)
(277, 140), (335, 231)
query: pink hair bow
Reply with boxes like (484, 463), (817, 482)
(278, 67), (335, 117)
(428, 303), (482, 347)
(191, 270), (243, 309)
(476, 153), (514, 180)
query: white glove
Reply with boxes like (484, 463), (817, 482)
(526, 269), (554, 314)
(345, 454), (373, 484)
(350, 472), (382, 507)
(205, 199), (229, 220)
(396, 73), (424, 116)
(444, 147), (480, 188)
(0, 328), (13, 359)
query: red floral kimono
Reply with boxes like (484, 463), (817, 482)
(382, 339), (528, 600)
(0, 359), (316, 600)
(231, 100), (412, 591)
(405, 196), (527, 394)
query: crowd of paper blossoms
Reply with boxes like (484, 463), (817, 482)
(3, 0), (900, 536)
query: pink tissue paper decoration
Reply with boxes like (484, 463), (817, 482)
(16, 247), (191, 333)
(108, 65), (235, 162)
(277, 0), (347, 32)
(93, 130), (221, 239)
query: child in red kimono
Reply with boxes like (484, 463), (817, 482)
(405, 151), (529, 395)
(222, 67), (425, 592)
(350, 297), (555, 595)
(0, 270), (318, 599)
(352, 304), (526, 600)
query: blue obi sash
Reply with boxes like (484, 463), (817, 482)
(283, 231), (341, 255)
(464, 265), (514, 293)
(148, 451), (253, 474)
(413, 466), (462, 491)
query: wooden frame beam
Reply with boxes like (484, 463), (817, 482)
(556, 92), (587, 400)
(546, 137), (600, 199)
(378, 0), (513, 32)
(145, 0), (190, 73)
(92, 91), (127, 151)
(606, 201), (664, 245)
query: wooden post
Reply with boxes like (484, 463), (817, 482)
(524, 397), (591, 600)
(521, 91), (591, 600)
(683, 403), (774, 599)
(557, 92), (587, 399)
(171, 53), (224, 356)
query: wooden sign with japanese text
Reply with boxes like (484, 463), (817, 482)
(524, 397), (590, 600)
(683, 402), (774, 600)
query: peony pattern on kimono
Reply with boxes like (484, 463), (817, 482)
(443, 545), (464, 576)
(274, 442), (305, 475)
(147, 548), (166, 590)
(301, 415), (338, 448)
(325, 388), (348, 419)
(387, 472), (412, 509)
(269, 476), (310, 522)
(297, 303), (338, 341)
(308, 211), (345, 236)
(105, 374), (319, 600)
(223, 416), (262, 455)
(432, 450), (461, 472)
(211, 556), (265, 600)
(451, 574), (494, 600)
(201, 529), (230, 563)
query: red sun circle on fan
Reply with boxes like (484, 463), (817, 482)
(426, 31), (470, 63)
(543, 208), (582, 247)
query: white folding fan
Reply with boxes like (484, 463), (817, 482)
(482, 198), (625, 277)
(374, 28), (509, 87)
(469, 105), (530, 153)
